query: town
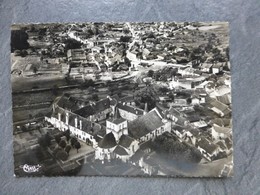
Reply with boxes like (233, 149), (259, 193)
(11, 22), (233, 177)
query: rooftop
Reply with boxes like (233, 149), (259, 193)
(128, 110), (164, 139)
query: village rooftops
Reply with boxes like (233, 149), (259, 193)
(224, 137), (232, 150)
(197, 137), (219, 155)
(216, 140), (227, 151)
(212, 124), (231, 134)
(128, 110), (164, 139)
(209, 99), (231, 116)
(172, 125), (184, 133)
(52, 106), (103, 136)
(56, 95), (85, 112)
(210, 118), (232, 127)
(117, 103), (144, 116)
(74, 97), (111, 118)
(118, 134), (135, 148)
(107, 117), (126, 125)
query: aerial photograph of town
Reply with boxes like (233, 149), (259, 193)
(11, 22), (233, 177)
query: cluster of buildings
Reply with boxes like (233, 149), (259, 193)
(45, 94), (171, 165)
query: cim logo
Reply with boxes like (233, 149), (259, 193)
(20, 164), (41, 173)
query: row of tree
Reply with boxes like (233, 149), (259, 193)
(38, 130), (82, 162)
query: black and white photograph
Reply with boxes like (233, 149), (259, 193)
(11, 22), (233, 177)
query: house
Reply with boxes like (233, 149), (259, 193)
(67, 49), (87, 64)
(95, 113), (139, 163)
(45, 106), (103, 147)
(209, 99), (231, 117)
(95, 132), (117, 162)
(211, 124), (231, 141)
(117, 102), (145, 121)
(183, 128), (201, 146)
(196, 137), (220, 161)
(200, 63), (213, 73)
(74, 98), (113, 122)
(128, 109), (168, 143)
(169, 78), (195, 90)
(212, 63), (224, 74)
(171, 125), (186, 139)
(191, 120), (208, 129)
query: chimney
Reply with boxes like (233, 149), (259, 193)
(75, 117), (78, 128)
(65, 113), (69, 125)
(58, 113), (61, 121)
(79, 120), (82, 130)
(144, 103), (148, 115)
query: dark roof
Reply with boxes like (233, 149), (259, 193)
(114, 145), (129, 156)
(197, 138), (218, 154)
(107, 117), (126, 125)
(56, 96), (83, 112)
(117, 103), (144, 115)
(172, 125), (184, 133)
(224, 137), (232, 150)
(74, 105), (95, 117)
(95, 98), (111, 112)
(118, 134), (135, 148)
(168, 107), (181, 116)
(74, 97), (111, 118)
(210, 99), (231, 115)
(130, 149), (145, 162)
(120, 95), (135, 103)
(128, 110), (164, 139)
(98, 132), (117, 149)
(187, 115), (200, 123)
(216, 141), (227, 150)
(210, 118), (231, 127)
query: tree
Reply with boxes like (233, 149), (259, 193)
(63, 130), (70, 141)
(55, 134), (61, 144)
(33, 66), (38, 74)
(59, 140), (67, 149)
(70, 137), (77, 147)
(44, 132), (52, 146)
(56, 150), (69, 161)
(147, 70), (154, 77)
(74, 141), (81, 153)
(65, 145), (72, 154)
(64, 38), (82, 51)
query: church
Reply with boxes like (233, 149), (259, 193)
(45, 94), (171, 163)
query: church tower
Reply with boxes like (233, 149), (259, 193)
(105, 108), (128, 142)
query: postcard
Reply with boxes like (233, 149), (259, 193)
(11, 22), (233, 177)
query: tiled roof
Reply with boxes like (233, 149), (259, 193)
(197, 137), (218, 155)
(224, 137), (232, 150)
(74, 97), (111, 118)
(172, 125), (184, 133)
(74, 105), (95, 118)
(128, 110), (164, 139)
(56, 95), (83, 112)
(114, 145), (129, 156)
(118, 134), (135, 148)
(107, 117), (126, 125)
(117, 103), (144, 115)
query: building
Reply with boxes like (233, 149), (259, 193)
(117, 102), (145, 121)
